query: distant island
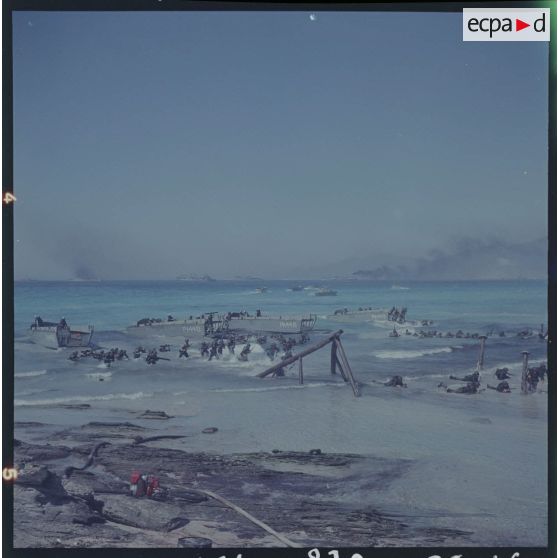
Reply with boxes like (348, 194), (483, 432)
(233, 276), (265, 281)
(176, 274), (216, 282)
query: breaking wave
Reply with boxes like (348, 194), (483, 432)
(211, 382), (346, 394)
(15, 369), (47, 378)
(374, 347), (458, 359)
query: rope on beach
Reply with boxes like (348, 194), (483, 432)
(190, 488), (301, 548)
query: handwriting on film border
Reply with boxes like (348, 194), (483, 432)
(215, 552), (521, 558)
(214, 553), (363, 558)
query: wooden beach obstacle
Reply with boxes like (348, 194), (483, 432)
(521, 351), (530, 394)
(256, 330), (361, 397)
(477, 335), (487, 370)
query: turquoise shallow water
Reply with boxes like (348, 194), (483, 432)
(13, 279), (549, 545)
(14, 279), (547, 334)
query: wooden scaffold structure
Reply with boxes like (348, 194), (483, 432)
(256, 330), (360, 397)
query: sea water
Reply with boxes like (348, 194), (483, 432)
(13, 279), (548, 545)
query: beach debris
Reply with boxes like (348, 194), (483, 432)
(99, 493), (189, 531)
(132, 435), (187, 445)
(202, 427), (218, 434)
(64, 442), (111, 477)
(138, 410), (174, 420)
(189, 487), (301, 548)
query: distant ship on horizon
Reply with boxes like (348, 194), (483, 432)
(176, 274), (216, 282)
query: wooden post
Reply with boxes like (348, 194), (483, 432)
(330, 341), (337, 374)
(335, 339), (360, 397)
(333, 339), (349, 382)
(298, 358), (303, 385)
(521, 351), (530, 394)
(478, 336), (487, 370)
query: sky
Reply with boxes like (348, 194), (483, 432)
(12, 10), (549, 280)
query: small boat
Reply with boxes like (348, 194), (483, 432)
(29, 317), (94, 349)
(314, 288), (337, 297)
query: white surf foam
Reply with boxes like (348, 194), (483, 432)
(15, 391), (151, 407)
(374, 347), (456, 359)
(86, 371), (113, 381)
(15, 369), (47, 378)
(211, 382), (346, 394)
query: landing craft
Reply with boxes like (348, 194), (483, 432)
(126, 313), (317, 337)
(29, 317), (94, 349)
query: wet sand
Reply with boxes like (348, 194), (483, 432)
(13, 419), (471, 548)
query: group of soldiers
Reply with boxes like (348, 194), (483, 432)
(132, 345), (172, 364)
(68, 347), (129, 365)
(387, 307), (407, 324)
(524, 363), (548, 393)
(392, 329), (488, 339)
(379, 362), (548, 396)
(199, 337), (246, 361)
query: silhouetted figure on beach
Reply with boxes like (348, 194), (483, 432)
(446, 382), (479, 394)
(495, 367), (511, 380)
(487, 381), (511, 393)
(450, 371), (480, 383)
(384, 375), (407, 388)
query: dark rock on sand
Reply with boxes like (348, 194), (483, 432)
(17, 464), (52, 488)
(14, 435), (472, 548)
(52, 422), (147, 442)
(139, 410), (174, 420)
(96, 494), (189, 531)
(16, 440), (72, 463)
(62, 470), (129, 499)
(60, 404), (91, 409)
(202, 427), (218, 434)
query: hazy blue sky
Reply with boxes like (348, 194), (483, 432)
(13, 11), (548, 279)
